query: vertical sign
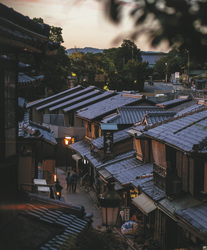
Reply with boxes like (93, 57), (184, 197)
(124, 207), (130, 222)
(104, 131), (113, 155)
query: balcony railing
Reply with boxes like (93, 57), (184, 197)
(153, 163), (167, 178)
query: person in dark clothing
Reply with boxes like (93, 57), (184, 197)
(66, 171), (72, 193)
(71, 170), (77, 193)
(55, 179), (63, 200)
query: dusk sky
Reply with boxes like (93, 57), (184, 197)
(2, 0), (169, 52)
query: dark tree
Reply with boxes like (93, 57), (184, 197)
(103, 0), (207, 62)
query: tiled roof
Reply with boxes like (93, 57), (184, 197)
(36, 86), (96, 111)
(0, 193), (91, 249)
(101, 106), (162, 124)
(26, 85), (84, 108)
(98, 158), (153, 186)
(76, 94), (151, 121)
(18, 111), (57, 145)
(140, 180), (166, 201)
(175, 103), (205, 117)
(87, 150), (136, 170)
(18, 72), (44, 87)
(131, 176), (153, 189)
(159, 194), (201, 216)
(167, 100), (198, 113)
(0, 3), (59, 54)
(143, 111), (176, 126)
(49, 89), (101, 112)
(156, 96), (192, 109)
(176, 203), (207, 236)
(63, 91), (116, 113)
(91, 128), (132, 149)
(108, 161), (153, 185)
(69, 140), (91, 157)
(144, 109), (207, 153)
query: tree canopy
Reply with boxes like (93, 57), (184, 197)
(102, 0), (207, 61)
(18, 18), (70, 101)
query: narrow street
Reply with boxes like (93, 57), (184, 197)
(56, 167), (103, 230)
(56, 167), (137, 250)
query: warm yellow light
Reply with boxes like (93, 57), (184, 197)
(54, 174), (57, 182)
(56, 192), (60, 196)
(64, 136), (71, 145)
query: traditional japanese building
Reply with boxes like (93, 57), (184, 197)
(0, 1), (59, 225)
(131, 107), (207, 249)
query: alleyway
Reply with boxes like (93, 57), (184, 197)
(56, 167), (137, 250)
(56, 167), (103, 230)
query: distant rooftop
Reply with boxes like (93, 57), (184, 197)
(142, 111), (176, 126)
(102, 106), (162, 125)
(156, 95), (192, 109)
(36, 86), (96, 111)
(63, 91), (116, 113)
(76, 94), (153, 121)
(27, 85), (84, 108)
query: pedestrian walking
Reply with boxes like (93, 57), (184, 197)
(55, 179), (63, 200)
(66, 171), (72, 193)
(71, 170), (77, 193)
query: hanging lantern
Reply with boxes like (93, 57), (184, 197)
(99, 182), (121, 227)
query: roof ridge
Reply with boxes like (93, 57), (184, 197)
(146, 111), (176, 117)
(29, 120), (52, 132)
(144, 107), (207, 131)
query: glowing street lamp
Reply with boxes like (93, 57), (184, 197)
(64, 136), (71, 172)
(64, 136), (71, 146)
(99, 182), (121, 229)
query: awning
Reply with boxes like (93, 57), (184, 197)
(72, 154), (81, 162)
(132, 193), (156, 215)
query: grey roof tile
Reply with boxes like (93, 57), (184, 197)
(36, 86), (96, 111)
(102, 106), (162, 124)
(144, 111), (176, 126)
(175, 104), (204, 116)
(22, 195), (90, 249)
(156, 96), (192, 109)
(176, 203), (207, 233)
(69, 140), (91, 157)
(87, 150), (136, 169)
(144, 110), (207, 153)
(76, 94), (151, 120)
(27, 85), (84, 108)
(63, 91), (116, 113)
(99, 157), (153, 186)
(18, 110), (57, 145)
(49, 87), (100, 112)
(141, 180), (166, 201)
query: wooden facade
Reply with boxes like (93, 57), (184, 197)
(0, 58), (19, 202)
(134, 137), (152, 163)
(0, 3), (59, 227)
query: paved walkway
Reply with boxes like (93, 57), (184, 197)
(56, 167), (137, 250)
(56, 167), (103, 231)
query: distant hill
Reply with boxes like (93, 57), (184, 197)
(66, 47), (103, 55)
(66, 47), (167, 67)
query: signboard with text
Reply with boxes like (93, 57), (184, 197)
(104, 131), (113, 155)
